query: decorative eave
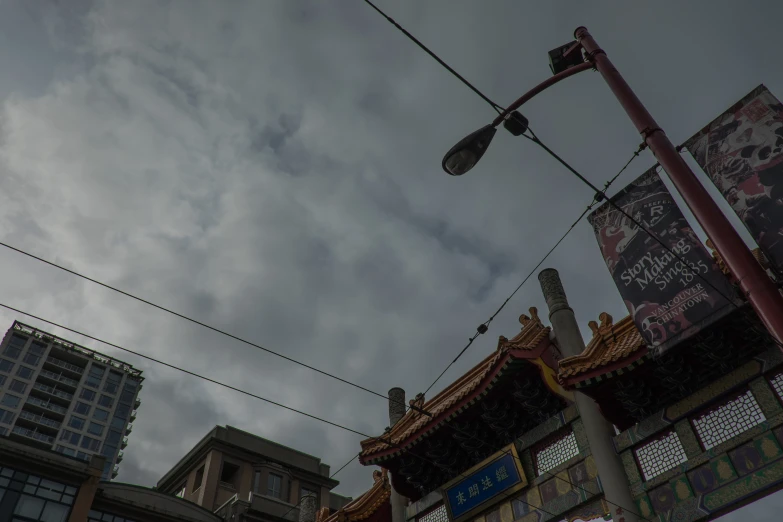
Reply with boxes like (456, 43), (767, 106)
(317, 471), (390, 522)
(557, 313), (649, 388)
(359, 308), (567, 466)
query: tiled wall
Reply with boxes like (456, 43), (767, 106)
(613, 344), (783, 521)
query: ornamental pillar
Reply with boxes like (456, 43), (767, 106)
(538, 269), (638, 522)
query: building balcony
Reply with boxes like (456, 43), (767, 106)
(112, 465), (119, 479)
(37, 369), (80, 389)
(17, 410), (61, 431)
(125, 423), (133, 434)
(25, 397), (68, 417)
(31, 382), (74, 403)
(116, 450), (124, 463)
(11, 426), (55, 446)
(43, 356), (85, 376)
(121, 437), (129, 449)
(129, 410), (137, 422)
(134, 398), (141, 409)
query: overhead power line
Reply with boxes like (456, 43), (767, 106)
(423, 145), (644, 396)
(0, 302), (370, 439)
(361, 0), (503, 113)
(1, 301), (569, 519)
(0, 240), (391, 403)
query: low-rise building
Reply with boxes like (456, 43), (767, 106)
(157, 425), (352, 521)
(0, 434), (220, 522)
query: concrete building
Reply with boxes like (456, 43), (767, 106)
(157, 425), (353, 521)
(0, 434), (219, 522)
(0, 321), (142, 480)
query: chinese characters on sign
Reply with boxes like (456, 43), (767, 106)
(444, 452), (523, 521)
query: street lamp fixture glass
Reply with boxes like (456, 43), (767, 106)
(442, 124), (497, 176)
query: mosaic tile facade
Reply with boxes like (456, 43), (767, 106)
(610, 344), (783, 522)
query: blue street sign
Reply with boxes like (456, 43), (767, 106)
(444, 452), (522, 520)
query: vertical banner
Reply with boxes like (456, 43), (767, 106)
(686, 85), (783, 275)
(588, 168), (740, 355)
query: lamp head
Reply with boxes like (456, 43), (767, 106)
(442, 124), (497, 176)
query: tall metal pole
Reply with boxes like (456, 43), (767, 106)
(575, 26), (783, 347)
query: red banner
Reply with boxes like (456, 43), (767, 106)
(685, 85), (783, 276)
(588, 168), (740, 355)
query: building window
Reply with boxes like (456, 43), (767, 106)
(194, 465), (205, 492)
(0, 359), (12, 373)
(220, 462), (240, 489)
(60, 429), (81, 445)
(9, 379), (27, 394)
(110, 417), (126, 430)
(80, 389), (96, 402)
(3, 343), (22, 360)
(56, 445), (76, 457)
(0, 375), (5, 387)
(81, 436), (101, 452)
(88, 509), (137, 522)
(0, 465), (77, 522)
(102, 444), (117, 458)
(692, 390), (766, 450)
(9, 334), (27, 348)
(634, 429), (688, 481)
(417, 504), (448, 522)
(68, 416), (86, 430)
(267, 473), (282, 498)
(16, 365), (34, 380)
(114, 404), (130, 419)
(175, 483), (187, 498)
(85, 365), (105, 388)
(1, 394), (20, 408)
(23, 352), (41, 366)
(87, 422), (104, 436)
(119, 389), (135, 405)
(0, 407), (15, 424)
(73, 402), (90, 415)
(93, 408), (110, 422)
(104, 371), (123, 394)
(106, 429), (123, 445)
(29, 342), (47, 356)
(533, 429), (580, 476)
(98, 394), (114, 408)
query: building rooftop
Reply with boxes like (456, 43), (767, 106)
(158, 425), (339, 491)
(359, 307), (569, 465)
(557, 313), (647, 384)
(11, 321), (143, 379)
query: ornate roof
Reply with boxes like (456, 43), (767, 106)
(359, 308), (563, 463)
(556, 242), (770, 387)
(557, 312), (648, 385)
(317, 471), (390, 522)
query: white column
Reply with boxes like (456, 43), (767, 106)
(538, 269), (638, 522)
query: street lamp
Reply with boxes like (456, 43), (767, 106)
(442, 26), (783, 348)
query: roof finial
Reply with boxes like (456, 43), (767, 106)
(588, 320), (599, 336)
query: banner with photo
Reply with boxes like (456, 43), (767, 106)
(588, 167), (740, 355)
(685, 85), (783, 275)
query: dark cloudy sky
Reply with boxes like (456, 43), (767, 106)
(1, 0), (782, 519)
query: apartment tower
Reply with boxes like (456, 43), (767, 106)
(0, 321), (142, 480)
